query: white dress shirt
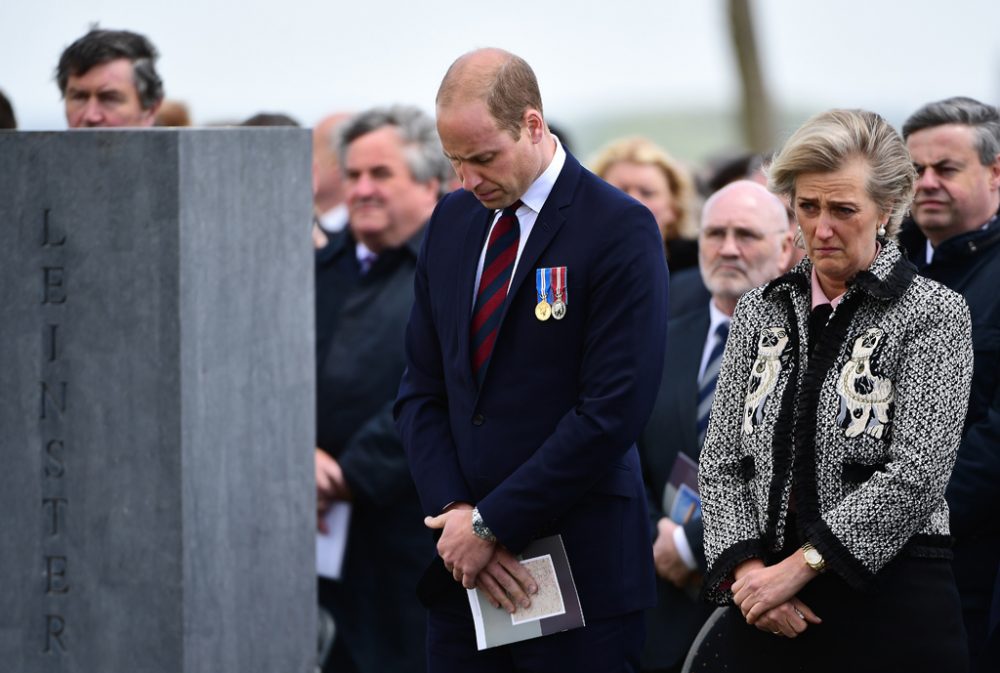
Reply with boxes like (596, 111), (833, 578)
(472, 137), (567, 303)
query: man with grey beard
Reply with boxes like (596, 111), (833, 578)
(637, 180), (791, 673)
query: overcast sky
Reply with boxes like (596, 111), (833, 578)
(3, 0), (998, 136)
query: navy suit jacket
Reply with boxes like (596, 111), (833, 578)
(395, 152), (668, 620)
(637, 305), (716, 669)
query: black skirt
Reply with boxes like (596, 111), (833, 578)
(686, 553), (969, 673)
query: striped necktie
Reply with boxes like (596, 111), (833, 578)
(470, 201), (522, 387)
(697, 321), (729, 446)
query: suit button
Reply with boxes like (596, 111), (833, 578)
(472, 414), (485, 426)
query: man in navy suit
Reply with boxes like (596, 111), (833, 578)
(637, 180), (790, 672)
(394, 48), (668, 672)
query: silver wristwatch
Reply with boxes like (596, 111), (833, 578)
(471, 507), (496, 542)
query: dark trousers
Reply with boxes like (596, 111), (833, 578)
(319, 575), (428, 673)
(426, 593), (645, 673)
(953, 533), (1000, 671)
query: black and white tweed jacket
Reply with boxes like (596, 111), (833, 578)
(698, 240), (974, 605)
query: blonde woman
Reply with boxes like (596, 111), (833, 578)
(592, 137), (698, 273)
(695, 109), (973, 672)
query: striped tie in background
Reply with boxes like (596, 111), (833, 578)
(697, 321), (729, 446)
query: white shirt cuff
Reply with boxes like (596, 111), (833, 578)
(672, 524), (698, 571)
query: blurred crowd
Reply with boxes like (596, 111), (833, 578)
(3, 26), (998, 673)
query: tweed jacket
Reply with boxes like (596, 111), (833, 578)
(699, 240), (974, 605)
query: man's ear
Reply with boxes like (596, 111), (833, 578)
(778, 230), (794, 270)
(988, 153), (1000, 191)
(523, 108), (544, 144)
(141, 99), (163, 127)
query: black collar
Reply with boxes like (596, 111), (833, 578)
(316, 223), (426, 265)
(763, 239), (915, 303)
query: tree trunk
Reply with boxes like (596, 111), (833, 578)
(729, 0), (774, 152)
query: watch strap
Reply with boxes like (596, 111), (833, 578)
(471, 506), (496, 542)
(802, 541), (826, 573)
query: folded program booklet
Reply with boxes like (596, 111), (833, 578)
(466, 534), (585, 650)
(663, 452), (701, 525)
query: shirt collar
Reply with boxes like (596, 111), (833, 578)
(810, 267), (841, 309)
(517, 135), (566, 216)
(926, 212), (997, 264)
(355, 240), (377, 265)
(349, 224), (425, 262)
(707, 298), (731, 335)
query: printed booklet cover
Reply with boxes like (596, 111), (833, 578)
(663, 452), (701, 525)
(467, 534), (584, 650)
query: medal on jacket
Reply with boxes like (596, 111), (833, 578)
(535, 267), (552, 321)
(550, 266), (567, 320)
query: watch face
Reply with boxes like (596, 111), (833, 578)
(471, 509), (494, 541)
(805, 548), (822, 565)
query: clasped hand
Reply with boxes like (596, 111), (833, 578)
(425, 506), (538, 614)
(731, 557), (822, 638)
(315, 449), (352, 533)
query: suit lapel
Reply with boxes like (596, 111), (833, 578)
(496, 153), (582, 339)
(466, 153), (582, 392)
(505, 208), (565, 312)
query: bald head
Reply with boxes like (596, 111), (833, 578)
(702, 180), (787, 228)
(315, 113), (352, 142)
(313, 112), (353, 212)
(314, 112), (353, 161)
(699, 180), (792, 315)
(437, 48), (543, 138)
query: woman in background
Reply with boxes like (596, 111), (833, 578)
(591, 136), (698, 272)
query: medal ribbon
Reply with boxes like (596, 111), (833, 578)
(552, 266), (566, 303)
(536, 268), (551, 304)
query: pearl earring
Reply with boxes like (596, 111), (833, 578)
(877, 224), (886, 237)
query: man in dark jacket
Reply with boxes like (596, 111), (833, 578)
(314, 105), (453, 673)
(901, 96), (1000, 673)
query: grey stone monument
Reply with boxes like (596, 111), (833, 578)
(0, 129), (316, 673)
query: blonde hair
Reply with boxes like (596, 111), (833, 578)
(590, 136), (697, 240)
(768, 109), (915, 237)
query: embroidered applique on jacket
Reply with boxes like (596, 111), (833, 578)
(836, 327), (894, 439)
(742, 326), (789, 434)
